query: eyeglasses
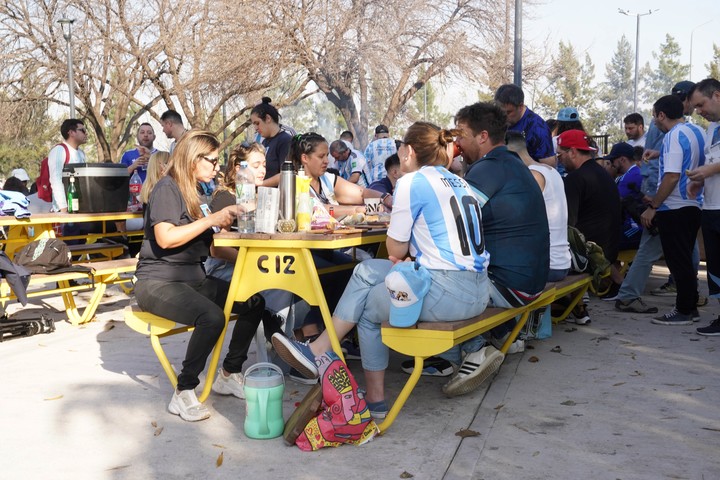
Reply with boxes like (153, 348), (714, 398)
(201, 156), (219, 167)
(75, 128), (87, 133)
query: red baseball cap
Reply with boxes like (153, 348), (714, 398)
(557, 129), (597, 152)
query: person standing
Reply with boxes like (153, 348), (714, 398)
(48, 119), (87, 212)
(688, 78), (720, 335)
(641, 95), (705, 325)
(250, 97), (292, 188)
(161, 110), (187, 154)
(121, 122), (158, 183)
(624, 113), (647, 148)
(494, 84), (555, 166)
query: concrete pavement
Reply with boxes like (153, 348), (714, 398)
(3, 265), (718, 480)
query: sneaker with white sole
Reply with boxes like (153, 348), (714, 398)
(697, 317), (720, 336)
(289, 368), (319, 385)
(570, 304), (591, 325)
(168, 389), (210, 422)
(271, 333), (319, 379)
(442, 346), (504, 397)
(489, 333), (525, 354)
(211, 368), (245, 399)
(400, 356), (454, 377)
(651, 308), (693, 326)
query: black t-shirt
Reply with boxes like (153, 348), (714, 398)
(135, 176), (214, 282)
(564, 160), (621, 263)
(263, 131), (292, 179)
(209, 189), (235, 213)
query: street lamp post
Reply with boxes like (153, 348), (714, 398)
(618, 9), (657, 112)
(690, 20), (712, 80)
(513, 0), (522, 88)
(57, 18), (76, 118)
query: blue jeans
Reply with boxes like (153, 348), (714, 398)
(333, 259), (489, 371)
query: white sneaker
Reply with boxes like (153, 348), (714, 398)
(442, 346), (504, 397)
(168, 389), (210, 422)
(489, 333), (525, 354)
(211, 368), (245, 399)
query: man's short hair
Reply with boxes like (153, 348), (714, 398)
(692, 78), (720, 98)
(653, 95), (684, 120)
(329, 140), (350, 155)
(455, 102), (507, 144)
(340, 130), (353, 142)
(384, 153), (400, 171)
(139, 122), (154, 131)
(623, 113), (644, 126)
(160, 110), (183, 124)
(60, 119), (84, 140)
(494, 84), (524, 107)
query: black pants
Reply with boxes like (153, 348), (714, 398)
(655, 207), (701, 314)
(135, 277), (264, 391)
(701, 210), (720, 298)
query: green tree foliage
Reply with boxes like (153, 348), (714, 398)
(535, 41), (599, 134)
(406, 79), (452, 129)
(641, 34), (690, 105)
(599, 35), (635, 142)
(707, 44), (720, 80)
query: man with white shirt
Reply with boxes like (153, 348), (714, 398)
(48, 119), (87, 212)
(624, 113), (647, 148)
(688, 78), (720, 335)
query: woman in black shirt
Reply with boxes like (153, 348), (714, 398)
(134, 130), (264, 422)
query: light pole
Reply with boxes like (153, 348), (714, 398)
(618, 9), (657, 112)
(513, 0), (522, 88)
(57, 18), (76, 118)
(690, 20), (712, 80)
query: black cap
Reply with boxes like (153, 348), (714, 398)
(375, 124), (389, 134)
(602, 142), (635, 161)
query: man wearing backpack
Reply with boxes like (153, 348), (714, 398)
(48, 119), (87, 212)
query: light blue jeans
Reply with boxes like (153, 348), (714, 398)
(333, 259), (489, 371)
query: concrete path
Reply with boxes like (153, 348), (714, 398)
(3, 267), (718, 480)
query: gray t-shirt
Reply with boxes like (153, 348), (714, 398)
(135, 176), (213, 282)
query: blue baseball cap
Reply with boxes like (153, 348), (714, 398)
(557, 107), (580, 122)
(385, 262), (432, 327)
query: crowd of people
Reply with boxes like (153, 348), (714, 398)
(6, 78), (719, 423)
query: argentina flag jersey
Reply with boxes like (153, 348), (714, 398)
(658, 122), (706, 210)
(388, 165), (490, 272)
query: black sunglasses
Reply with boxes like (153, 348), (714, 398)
(201, 155), (219, 167)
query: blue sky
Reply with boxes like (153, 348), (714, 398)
(526, 0), (719, 80)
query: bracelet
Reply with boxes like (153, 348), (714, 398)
(381, 193), (391, 204)
(647, 204), (656, 210)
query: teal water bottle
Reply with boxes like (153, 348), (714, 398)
(243, 362), (285, 439)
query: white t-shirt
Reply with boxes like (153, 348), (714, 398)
(702, 122), (720, 210)
(658, 122), (705, 211)
(388, 165), (490, 272)
(529, 164), (571, 270)
(627, 133), (647, 148)
(48, 142), (86, 211)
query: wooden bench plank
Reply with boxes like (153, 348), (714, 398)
(68, 242), (127, 263)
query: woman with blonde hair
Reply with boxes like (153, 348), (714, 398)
(272, 122), (491, 418)
(139, 151), (170, 204)
(134, 130), (265, 422)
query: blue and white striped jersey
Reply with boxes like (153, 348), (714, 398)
(388, 165), (490, 272)
(658, 122), (706, 210)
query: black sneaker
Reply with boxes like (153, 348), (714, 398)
(697, 317), (720, 336)
(401, 356), (454, 377)
(600, 282), (621, 301)
(651, 308), (693, 326)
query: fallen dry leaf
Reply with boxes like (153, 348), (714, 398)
(528, 356), (539, 363)
(702, 427), (720, 432)
(550, 346), (562, 353)
(689, 338), (700, 342)
(104, 465), (130, 471)
(38, 343), (47, 347)
(212, 444), (227, 449)
(629, 370), (643, 377)
(613, 382), (626, 387)
(153, 427), (163, 437)
(216, 451), (224, 468)
(561, 400), (576, 406)
(151, 421), (158, 428)
(494, 404), (504, 411)
(455, 429), (481, 438)
(399, 471), (414, 478)
(104, 323), (115, 331)
(44, 395), (64, 401)
(532, 451), (540, 457)
(686, 387), (705, 391)
(564, 327), (577, 332)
